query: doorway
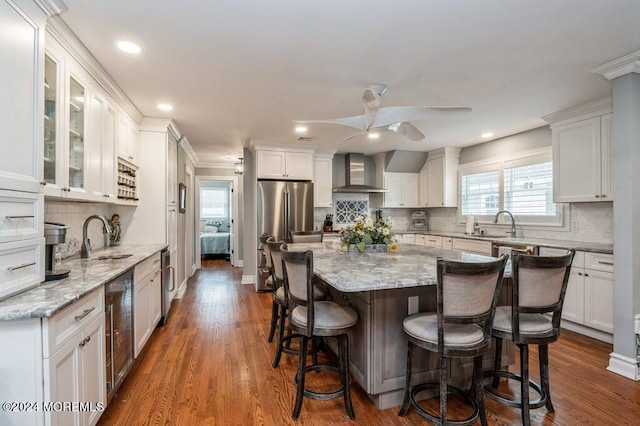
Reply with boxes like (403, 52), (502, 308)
(195, 175), (240, 269)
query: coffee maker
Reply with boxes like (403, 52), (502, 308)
(45, 222), (70, 281)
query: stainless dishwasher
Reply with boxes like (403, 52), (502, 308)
(105, 269), (134, 403)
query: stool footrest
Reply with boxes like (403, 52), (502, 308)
(295, 364), (345, 401)
(409, 383), (480, 426)
(483, 370), (547, 409)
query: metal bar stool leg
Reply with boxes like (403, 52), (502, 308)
(439, 354), (447, 423)
(492, 337), (503, 388)
(268, 300), (279, 342)
(292, 336), (308, 420)
(539, 344), (554, 413)
(473, 356), (488, 426)
(398, 341), (414, 416)
(272, 304), (288, 368)
(519, 343), (531, 426)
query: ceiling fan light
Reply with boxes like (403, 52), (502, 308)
(295, 126), (307, 133)
(481, 132), (494, 139)
(234, 158), (244, 175)
(368, 132), (380, 140)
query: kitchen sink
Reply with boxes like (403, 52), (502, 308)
(96, 254), (133, 260)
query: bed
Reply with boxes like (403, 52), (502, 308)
(200, 220), (231, 256)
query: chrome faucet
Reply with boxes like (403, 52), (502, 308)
(81, 215), (113, 258)
(493, 210), (516, 238)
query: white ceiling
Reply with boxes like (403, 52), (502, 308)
(58, 0), (640, 166)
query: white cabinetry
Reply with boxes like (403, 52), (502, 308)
(256, 149), (313, 180)
(422, 235), (443, 248)
(117, 112), (139, 165)
(87, 87), (117, 202)
(543, 99), (613, 203)
(134, 251), (162, 357)
(419, 147), (460, 207)
(0, 0), (46, 300)
(442, 236), (453, 250)
(539, 247), (614, 338)
(313, 154), (334, 207)
(0, 0), (45, 194)
(43, 287), (105, 426)
(42, 37), (91, 199)
(398, 233), (416, 245)
(381, 173), (419, 208)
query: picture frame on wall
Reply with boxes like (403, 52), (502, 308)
(179, 183), (186, 213)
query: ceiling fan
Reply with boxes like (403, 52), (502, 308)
(294, 84), (472, 141)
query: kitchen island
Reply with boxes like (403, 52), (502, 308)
(292, 243), (512, 409)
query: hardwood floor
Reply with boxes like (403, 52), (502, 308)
(97, 259), (640, 425)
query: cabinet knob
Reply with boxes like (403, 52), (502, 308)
(129, 156), (134, 160)
(595, 194), (600, 198)
(40, 180), (47, 186)
(601, 194), (606, 198)
(584, 273), (589, 277)
(578, 272), (583, 276)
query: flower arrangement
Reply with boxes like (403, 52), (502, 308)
(339, 215), (398, 253)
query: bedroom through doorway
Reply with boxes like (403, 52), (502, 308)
(196, 176), (240, 269)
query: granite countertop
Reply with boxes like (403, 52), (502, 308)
(398, 230), (613, 254)
(0, 244), (167, 321)
(292, 243), (501, 293)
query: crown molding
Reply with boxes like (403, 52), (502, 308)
(46, 16), (143, 123)
(179, 137), (198, 166)
(591, 50), (640, 80)
(34, 0), (67, 16)
(249, 139), (315, 153)
(542, 97), (612, 125)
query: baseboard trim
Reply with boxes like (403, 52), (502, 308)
(560, 320), (613, 343)
(241, 274), (255, 285)
(607, 352), (640, 380)
(175, 279), (188, 299)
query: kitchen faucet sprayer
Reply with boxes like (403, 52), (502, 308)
(493, 210), (516, 238)
(81, 215), (113, 258)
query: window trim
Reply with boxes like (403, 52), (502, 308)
(457, 147), (568, 230)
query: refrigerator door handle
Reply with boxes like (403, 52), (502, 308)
(285, 189), (291, 241)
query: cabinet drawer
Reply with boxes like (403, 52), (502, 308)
(149, 251), (162, 273)
(0, 190), (43, 243)
(452, 238), (492, 255)
(43, 287), (105, 357)
(584, 252), (613, 273)
(134, 257), (152, 281)
(423, 235), (442, 248)
(0, 238), (44, 300)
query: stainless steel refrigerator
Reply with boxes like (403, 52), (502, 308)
(256, 180), (314, 291)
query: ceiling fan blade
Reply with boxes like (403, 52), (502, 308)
(372, 106), (472, 127)
(387, 122), (425, 141)
(362, 87), (381, 131)
(293, 115), (366, 131)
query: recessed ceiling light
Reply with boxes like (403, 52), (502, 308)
(368, 132), (380, 140)
(116, 41), (141, 54)
(295, 126), (308, 133)
(157, 103), (173, 111)
(481, 132), (494, 139)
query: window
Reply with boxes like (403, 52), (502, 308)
(459, 149), (563, 226)
(200, 187), (229, 219)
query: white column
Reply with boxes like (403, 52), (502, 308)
(592, 51), (640, 380)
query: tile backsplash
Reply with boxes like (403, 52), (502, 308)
(45, 201), (115, 258)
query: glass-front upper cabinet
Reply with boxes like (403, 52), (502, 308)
(43, 54), (57, 185)
(68, 75), (85, 190)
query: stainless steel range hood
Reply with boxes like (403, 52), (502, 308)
(332, 153), (387, 193)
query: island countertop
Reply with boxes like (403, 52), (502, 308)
(296, 243), (498, 293)
(0, 244), (167, 321)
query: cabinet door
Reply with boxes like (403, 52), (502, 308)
(0, 0), (45, 193)
(149, 269), (162, 328)
(46, 335), (81, 426)
(313, 156), (333, 207)
(415, 234), (426, 246)
(599, 113), (613, 201)
(167, 136), (178, 206)
(418, 167), (429, 207)
(66, 68), (89, 198)
(87, 89), (116, 202)
(401, 174), (419, 207)
(43, 51), (62, 192)
(427, 157), (445, 207)
(583, 269), (614, 333)
(552, 117), (602, 202)
(561, 269), (585, 324)
(168, 206), (178, 252)
(101, 102), (117, 201)
(117, 111), (138, 165)
(284, 152), (313, 180)
(256, 151), (286, 179)
(81, 316), (105, 426)
(134, 275), (151, 358)
(442, 237), (453, 250)
(383, 174), (402, 207)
